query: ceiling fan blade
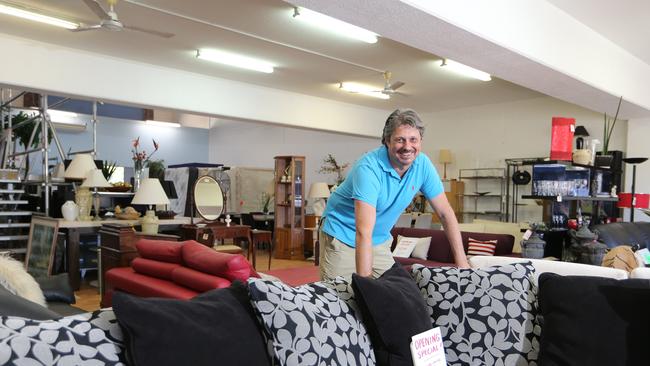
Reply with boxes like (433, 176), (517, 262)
(388, 81), (405, 91)
(82, 0), (112, 21)
(70, 24), (103, 32)
(124, 24), (175, 38)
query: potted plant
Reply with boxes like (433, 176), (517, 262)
(318, 154), (349, 185)
(146, 159), (165, 181)
(595, 96), (623, 167)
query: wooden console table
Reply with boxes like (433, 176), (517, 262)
(181, 223), (254, 262)
(58, 217), (190, 290)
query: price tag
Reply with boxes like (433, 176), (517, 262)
(556, 195), (562, 202)
(570, 124), (575, 132)
(202, 233), (209, 241)
(410, 327), (446, 366)
(522, 229), (532, 241)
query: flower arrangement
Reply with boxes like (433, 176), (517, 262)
(319, 154), (349, 185)
(131, 136), (159, 170)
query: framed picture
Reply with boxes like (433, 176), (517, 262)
(25, 216), (59, 278)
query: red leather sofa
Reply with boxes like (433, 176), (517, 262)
(103, 239), (260, 306)
(390, 227), (517, 267)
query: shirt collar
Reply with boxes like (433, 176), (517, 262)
(377, 145), (402, 180)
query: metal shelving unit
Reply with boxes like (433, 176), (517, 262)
(0, 171), (31, 253)
(457, 168), (506, 221)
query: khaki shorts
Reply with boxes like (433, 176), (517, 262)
(319, 229), (395, 282)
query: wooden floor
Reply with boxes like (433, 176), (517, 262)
(74, 249), (315, 312)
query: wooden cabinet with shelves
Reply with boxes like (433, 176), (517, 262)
(273, 156), (305, 260)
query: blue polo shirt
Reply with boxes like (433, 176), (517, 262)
(322, 145), (443, 246)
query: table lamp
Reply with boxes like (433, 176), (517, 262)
(131, 178), (170, 234)
(64, 154), (96, 221)
(308, 182), (331, 219)
(620, 157), (649, 222)
(438, 149), (452, 180)
(81, 169), (111, 220)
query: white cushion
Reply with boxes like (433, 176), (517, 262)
(630, 267), (650, 279)
(396, 235), (431, 260)
(469, 255), (629, 280)
(0, 254), (46, 306)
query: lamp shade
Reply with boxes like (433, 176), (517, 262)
(574, 125), (589, 137)
(131, 178), (171, 206)
(438, 149), (452, 164)
(81, 169), (111, 188)
(309, 182), (331, 199)
(64, 154), (96, 180)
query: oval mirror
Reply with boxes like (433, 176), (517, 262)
(193, 175), (224, 221)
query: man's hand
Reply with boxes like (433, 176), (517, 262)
(355, 200), (376, 277)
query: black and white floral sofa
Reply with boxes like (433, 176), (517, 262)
(1, 258), (649, 366)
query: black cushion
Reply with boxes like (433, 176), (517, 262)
(0, 284), (60, 320)
(538, 273), (650, 366)
(593, 222), (650, 248)
(112, 281), (271, 366)
(352, 263), (432, 366)
(36, 273), (75, 304)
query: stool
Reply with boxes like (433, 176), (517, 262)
(251, 229), (273, 270)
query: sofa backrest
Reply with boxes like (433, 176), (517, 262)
(469, 256), (629, 280)
(592, 222), (650, 249)
(136, 239), (184, 263)
(390, 227), (515, 262)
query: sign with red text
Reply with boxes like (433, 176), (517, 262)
(410, 327), (446, 366)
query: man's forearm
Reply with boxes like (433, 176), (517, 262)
(355, 241), (373, 277)
(439, 212), (470, 268)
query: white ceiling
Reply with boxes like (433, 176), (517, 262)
(0, 0), (648, 120)
(547, 0), (650, 65)
(0, 0), (543, 114)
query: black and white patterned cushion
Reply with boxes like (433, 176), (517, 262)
(411, 263), (538, 366)
(248, 277), (376, 366)
(0, 309), (126, 365)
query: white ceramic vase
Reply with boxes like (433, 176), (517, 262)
(61, 200), (79, 221)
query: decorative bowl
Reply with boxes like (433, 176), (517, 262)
(116, 213), (141, 220)
(105, 186), (132, 193)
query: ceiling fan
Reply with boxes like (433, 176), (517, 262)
(72, 0), (174, 38)
(373, 71), (406, 96)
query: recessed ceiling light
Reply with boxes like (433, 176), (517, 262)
(437, 59), (491, 81)
(293, 7), (378, 44)
(339, 82), (389, 100)
(0, 3), (78, 29)
(196, 49), (274, 74)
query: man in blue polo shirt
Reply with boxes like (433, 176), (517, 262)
(319, 109), (469, 281)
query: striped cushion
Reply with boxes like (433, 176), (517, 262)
(467, 238), (497, 256)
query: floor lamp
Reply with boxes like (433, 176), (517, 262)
(622, 157), (648, 222)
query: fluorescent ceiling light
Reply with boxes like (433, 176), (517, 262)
(196, 49), (274, 73)
(46, 110), (86, 130)
(145, 120), (181, 128)
(293, 7), (378, 44)
(339, 82), (389, 100)
(438, 59), (491, 81)
(0, 3), (78, 29)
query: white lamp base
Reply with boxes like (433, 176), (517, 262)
(313, 199), (326, 217)
(141, 210), (159, 234)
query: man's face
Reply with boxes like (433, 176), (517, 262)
(386, 124), (421, 171)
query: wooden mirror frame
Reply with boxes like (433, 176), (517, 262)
(193, 175), (225, 222)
